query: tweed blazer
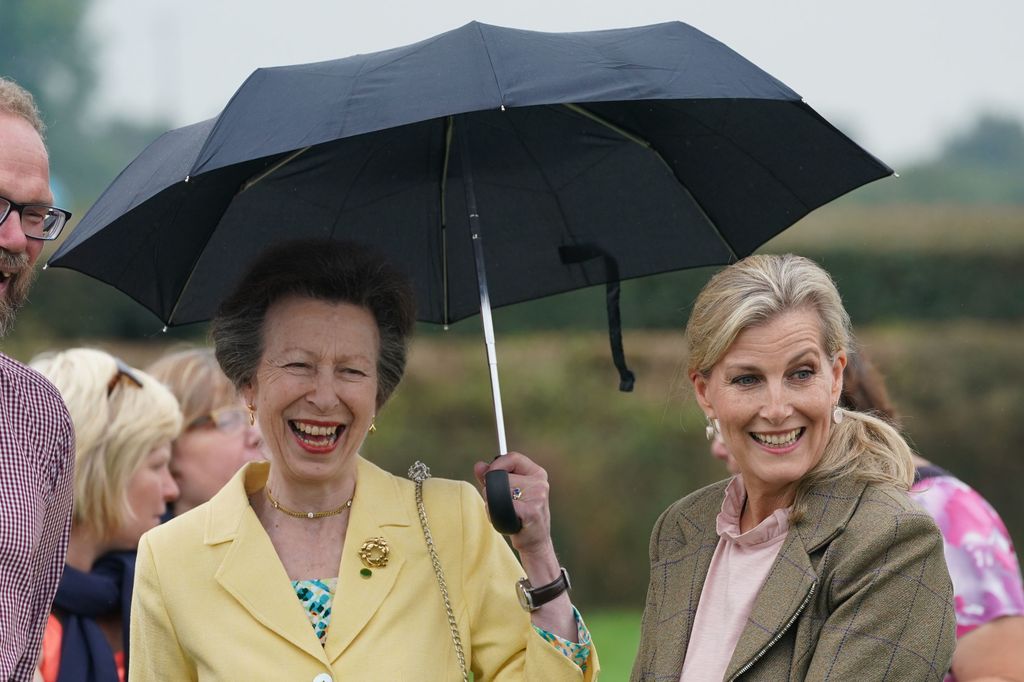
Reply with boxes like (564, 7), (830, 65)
(631, 476), (956, 681)
(130, 458), (597, 681)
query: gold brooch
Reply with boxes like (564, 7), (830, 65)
(359, 537), (390, 568)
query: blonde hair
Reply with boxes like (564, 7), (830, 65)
(685, 254), (913, 521)
(30, 349), (182, 536)
(0, 77), (45, 136)
(146, 346), (239, 428)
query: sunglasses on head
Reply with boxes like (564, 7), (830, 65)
(107, 357), (143, 397)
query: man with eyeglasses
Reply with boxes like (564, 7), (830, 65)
(0, 77), (75, 682)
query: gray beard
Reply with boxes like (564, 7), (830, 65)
(0, 249), (35, 338)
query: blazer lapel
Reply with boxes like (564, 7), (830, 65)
(649, 483), (723, 680)
(723, 477), (868, 679)
(208, 462), (329, 664)
(723, 531), (816, 680)
(324, 457), (411, 662)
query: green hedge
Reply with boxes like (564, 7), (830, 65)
(481, 250), (1024, 333)
(13, 249), (1022, 346)
(814, 251), (1024, 323)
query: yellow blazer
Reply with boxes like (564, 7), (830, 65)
(130, 458), (598, 681)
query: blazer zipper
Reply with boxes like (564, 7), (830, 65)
(728, 579), (817, 681)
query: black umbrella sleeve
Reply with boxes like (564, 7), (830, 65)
(559, 245), (635, 392)
(485, 470), (523, 534)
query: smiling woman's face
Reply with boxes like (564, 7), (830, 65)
(244, 295), (380, 487)
(692, 307), (846, 508)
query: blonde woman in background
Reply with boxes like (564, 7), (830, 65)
(31, 349), (181, 682)
(147, 347), (264, 517)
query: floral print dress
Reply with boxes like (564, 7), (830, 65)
(912, 465), (1024, 681)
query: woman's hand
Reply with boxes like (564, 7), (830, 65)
(474, 452), (553, 556)
(474, 452), (577, 642)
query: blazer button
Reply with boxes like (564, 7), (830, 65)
(312, 674), (333, 682)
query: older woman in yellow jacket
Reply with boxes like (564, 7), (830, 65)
(130, 240), (597, 681)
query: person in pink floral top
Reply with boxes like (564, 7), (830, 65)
(841, 352), (1024, 682)
(912, 469), (1024, 632)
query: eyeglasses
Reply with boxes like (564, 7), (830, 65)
(107, 357), (143, 397)
(188, 406), (248, 434)
(0, 194), (72, 241)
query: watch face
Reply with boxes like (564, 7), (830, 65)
(516, 579), (534, 611)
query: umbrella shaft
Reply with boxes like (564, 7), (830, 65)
(458, 118), (508, 456)
(476, 259), (508, 455)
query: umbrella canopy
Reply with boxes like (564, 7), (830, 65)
(49, 21), (892, 533)
(50, 20), (891, 328)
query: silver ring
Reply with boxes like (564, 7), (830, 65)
(511, 487), (523, 501)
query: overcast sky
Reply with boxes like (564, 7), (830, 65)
(89, 0), (1024, 167)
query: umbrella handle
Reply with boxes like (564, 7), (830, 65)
(484, 469), (523, 534)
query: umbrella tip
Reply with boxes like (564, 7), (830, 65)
(500, 104), (506, 112)
(41, 263), (48, 271)
(161, 325), (168, 333)
(443, 324), (449, 331)
(185, 175), (191, 183)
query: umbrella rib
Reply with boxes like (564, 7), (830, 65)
(473, 23), (506, 108)
(660, 100), (821, 220)
(502, 110), (584, 249)
(238, 147), (312, 193)
(165, 145), (314, 324)
(562, 103), (739, 261)
(165, 247), (208, 326)
(164, 185), (224, 326)
(439, 116), (454, 326)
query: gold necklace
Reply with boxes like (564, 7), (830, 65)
(265, 487), (353, 519)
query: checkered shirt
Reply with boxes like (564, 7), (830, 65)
(0, 353), (74, 681)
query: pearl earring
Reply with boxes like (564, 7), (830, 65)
(705, 416), (717, 441)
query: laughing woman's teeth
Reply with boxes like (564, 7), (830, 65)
(291, 421), (340, 443)
(752, 428), (802, 447)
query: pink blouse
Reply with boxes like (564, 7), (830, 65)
(680, 476), (790, 681)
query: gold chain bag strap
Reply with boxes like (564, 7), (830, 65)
(408, 461), (469, 682)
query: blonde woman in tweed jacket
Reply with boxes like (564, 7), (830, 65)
(631, 254), (956, 681)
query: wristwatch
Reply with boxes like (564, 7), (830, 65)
(516, 567), (571, 611)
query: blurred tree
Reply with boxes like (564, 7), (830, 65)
(3, 0), (187, 343)
(850, 113), (1024, 205)
(2, 0), (170, 208)
(944, 114), (1024, 170)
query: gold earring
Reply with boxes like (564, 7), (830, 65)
(369, 416), (377, 434)
(247, 403), (256, 426)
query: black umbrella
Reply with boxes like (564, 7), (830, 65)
(49, 21), (891, 533)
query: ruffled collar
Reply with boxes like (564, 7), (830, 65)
(715, 475), (790, 547)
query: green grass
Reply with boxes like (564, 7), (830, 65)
(588, 609), (642, 681)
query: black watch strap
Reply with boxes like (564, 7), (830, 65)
(517, 567), (571, 611)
